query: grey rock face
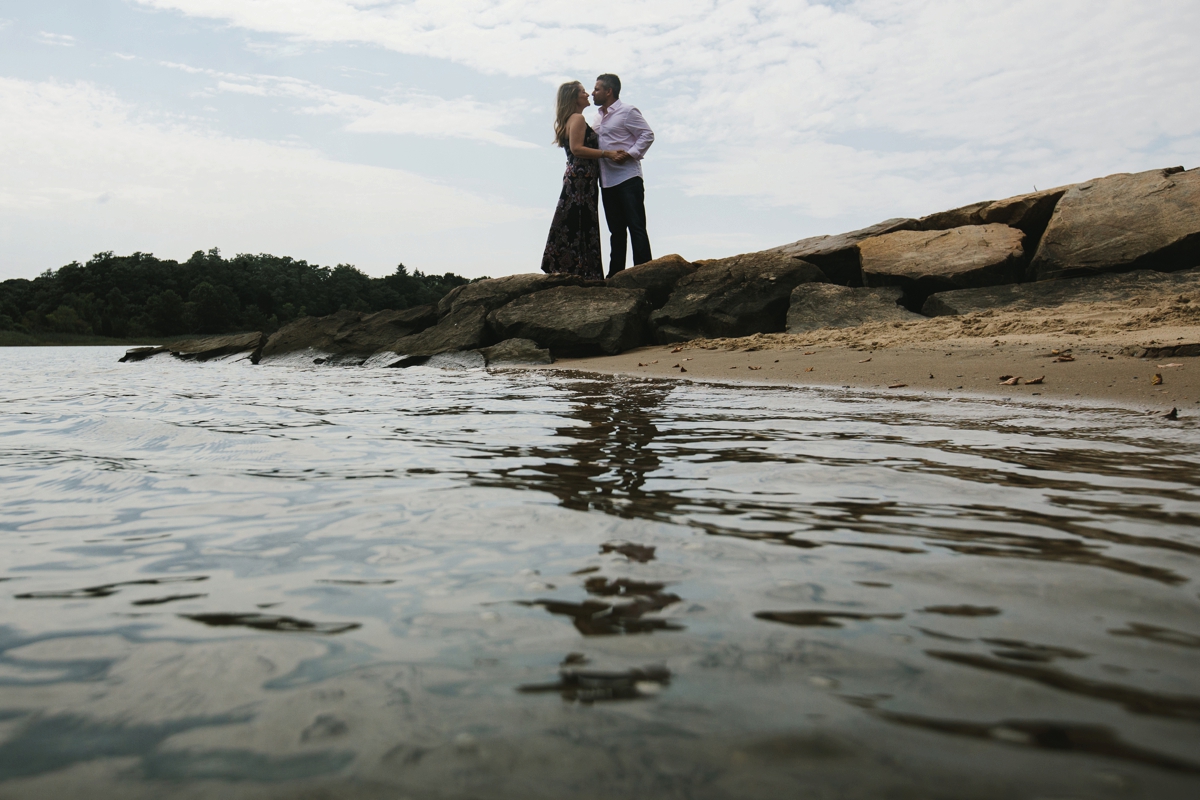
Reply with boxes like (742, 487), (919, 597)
(1031, 167), (1200, 280)
(488, 286), (648, 356)
(650, 254), (827, 343)
(478, 338), (553, 366)
(257, 310), (361, 362)
(786, 285), (922, 333)
(860, 224), (1026, 295)
(606, 254), (697, 308)
(330, 306), (436, 353)
(767, 218), (918, 286)
(436, 273), (587, 318)
(389, 305), (490, 355)
(922, 267), (1200, 316)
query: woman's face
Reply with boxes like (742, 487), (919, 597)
(576, 84), (590, 111)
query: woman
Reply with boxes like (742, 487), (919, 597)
(541, 81), (623, 279)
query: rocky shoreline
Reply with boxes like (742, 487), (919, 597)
(121, 166), (1200, 377)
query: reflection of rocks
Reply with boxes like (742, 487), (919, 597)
(523, 572), (682, 636)
(181, 613), (361, 635)
(754, 610), (904, 628)
(518, 664), (671, 704)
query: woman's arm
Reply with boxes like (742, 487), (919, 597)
(567, 114), (616, 160)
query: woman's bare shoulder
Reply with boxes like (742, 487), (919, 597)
(566, 112), (586, 126)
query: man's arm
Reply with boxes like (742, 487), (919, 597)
(622, 107), (654, 161)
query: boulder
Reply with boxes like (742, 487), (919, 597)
(488, 286), (648, 356)
(650, 254), (827, 343)
(331, 306), (436, 352)
(923, 266), (1200, 316)
(786, 285), (922, 333)
(436, 273), (587, 318)
(1031, 167), (1200, 280)
(916, 201), (993, 231)
(120, 332), (265, 363)
(860, 224), (1026, 299)
(478, 338), (553, 366)
(767, 218), (918, 286)
(257, 310), (361, 362)
(978, 186), (1069, 235)
(389, 305), (490, 356)
(606, 254), (696, 308)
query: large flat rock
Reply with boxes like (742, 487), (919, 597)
(120, 332), (265, 363)
(1031, 167), (1200, 280)
(767, 218), (918, 286)
(258, 310), (361, 361)
(916, 187), (1069, 238)
(860, 224), (1026, 295)
(650, 254), (827, 343)
(606, 254), (696, 308)
(437, 274), (586, 318)
(787, 285), (922, 334)
(923, 266), (1200, 316)
(390, 306), (490, 356)
(488, 286), (648, 356)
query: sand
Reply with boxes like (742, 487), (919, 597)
(535, 292), (1200, 413)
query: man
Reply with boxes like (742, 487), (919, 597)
(592, 74), (654, 278)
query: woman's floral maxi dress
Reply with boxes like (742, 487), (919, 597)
(540, 123), (603, 279)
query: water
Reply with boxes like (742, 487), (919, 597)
(1, 347), (1198, 799)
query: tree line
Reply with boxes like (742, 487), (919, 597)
(0, 249), (473, 339)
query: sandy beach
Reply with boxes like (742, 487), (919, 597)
(541, 292), (1200, 411)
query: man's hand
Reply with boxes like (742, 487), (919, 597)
(612, 150), (632, 164)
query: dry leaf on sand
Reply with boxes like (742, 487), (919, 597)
(858, 357), (872, 363)
(671, 346), (683, 353)
(1025, 376), (1045, 385)
(1151, 374), (1163, 386)
(1055, 355), (1075, 362)
(888, 383), (907, 389)
(805, 367), (814, 372)
(1164, 407), (1178, 420)
(748, 366), (762, 371)
(680, 367), (688, 373)
(1000, 376), (1021, 386)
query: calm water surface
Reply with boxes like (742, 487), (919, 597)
(1, 347), (1198, 799)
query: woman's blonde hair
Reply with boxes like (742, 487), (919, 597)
(552, 81), (582, 148)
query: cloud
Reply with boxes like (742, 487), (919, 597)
(0, 77), (541, 278)
(134, 0), (1200, 219)
(36, 31), (76, 47)
(164, 60), (535, 148)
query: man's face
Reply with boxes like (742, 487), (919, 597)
(592, 81), (613, 107)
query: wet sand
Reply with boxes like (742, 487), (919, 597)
(540, 301), (1200, 411)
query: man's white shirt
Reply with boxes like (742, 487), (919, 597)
(593, 99), (654, 189)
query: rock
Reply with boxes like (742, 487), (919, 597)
(860, 224), (1026, 299)
(488, 286), (648, 356)
(436, 274), (587, 318)
(478, 338), (553, 366)
(389, 305), (490, 356)
(786, 285), (922, 333)
(978, 186), (1069, 236)
(119, 346), (165, 363)
(257, 310), (361, 362)
(916, 201), (993, 231)
(331, 306), (435, 352)
(1031, 167), (1200, 280)
(923, 266), (1200, 316)
(650, 253), (827, 343)
(169, 332), (266, 361)
(767, 218), (918, 286)
(606, 254), (696, 308)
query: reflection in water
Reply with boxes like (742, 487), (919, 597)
(0, 349), (1198, 798)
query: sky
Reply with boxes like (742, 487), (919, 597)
(1, 1), (1198, 281)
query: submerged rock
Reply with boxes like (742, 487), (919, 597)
(488, 286), (648, 356)
(436, 273), (586, 318)
(923, 267), (1200, 316)
(478, 338), (553, 366)
(767, 218), (918, 286)
(787, 285), (922, 333)
(650, 254), (827, 343)
(606, 254), (697, 308)
(860, 224), (1027, 298)
(1032, 167), (1200, 280)
(390, 305), (490, 356)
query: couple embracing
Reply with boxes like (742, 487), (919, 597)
(541, 74), (654, 280)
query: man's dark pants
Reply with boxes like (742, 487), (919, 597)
(601, 176), (651, 277)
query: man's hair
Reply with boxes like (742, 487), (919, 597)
(596, 73), (621, 99)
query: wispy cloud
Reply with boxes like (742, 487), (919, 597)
(135, 0), (1200, 218)
(36, 31), (76, 47)
(163, 60), (536, 148)
(0, 77), (540, 276)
